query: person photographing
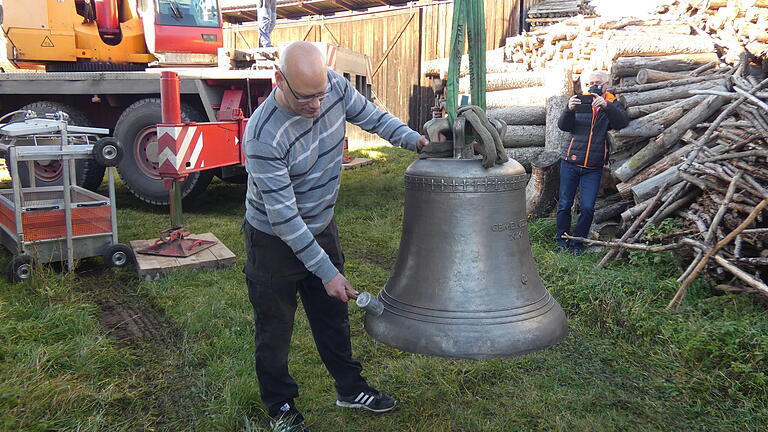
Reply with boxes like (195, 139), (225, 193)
(555, 70), (629, 255)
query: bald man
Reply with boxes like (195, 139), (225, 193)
(242, 42), (428, 431)
(556, 70), (628, 255)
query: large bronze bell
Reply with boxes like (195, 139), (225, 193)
(364, 153), (568, 359)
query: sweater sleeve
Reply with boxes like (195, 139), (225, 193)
(244, 138), (339, 284)
(338, 73), (421, 151)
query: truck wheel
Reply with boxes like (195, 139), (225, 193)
(11, 102), (105, 191)
(114, 98), (214, 205)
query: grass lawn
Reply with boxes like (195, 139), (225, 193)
(1, 146), (767, 431)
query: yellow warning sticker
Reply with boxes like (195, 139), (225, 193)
(41, 36), (54, 48)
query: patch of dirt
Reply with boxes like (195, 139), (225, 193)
(76, 271), (203, 430)
(97, 300), (172, 343)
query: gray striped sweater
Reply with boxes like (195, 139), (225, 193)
(243, 69), (421, 284)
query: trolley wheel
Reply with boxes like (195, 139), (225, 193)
(7, 255), (33, 283)
(102, 244), (136, 269)
(93, 137), (123, 167)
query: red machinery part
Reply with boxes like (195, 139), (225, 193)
(160, 71), (181, 124)
(154, 25), (222, 54)
(157, 71), (244, 186)
(94, 0), (120, 36)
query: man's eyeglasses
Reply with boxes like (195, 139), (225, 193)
(279, 69), (332, 103)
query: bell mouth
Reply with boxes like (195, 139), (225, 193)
(364, 295), (568, 360)
(377, 288), (559, 325)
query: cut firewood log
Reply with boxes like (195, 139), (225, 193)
(611, 53), (720, 78)
(459, 72), (544, 93)
(613, 94), (729, 181)
(486, 87), (548, 108)
(621, 24), (693, 35)
(487, 106), (546, 125)
(503, 125), (546, 148)
(526, 150), (561, 217)
(618, 80), (725, 107)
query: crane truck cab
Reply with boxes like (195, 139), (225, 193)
(1, 0), (222, 70)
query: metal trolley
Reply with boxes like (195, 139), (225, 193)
(0, 112), (132, 282)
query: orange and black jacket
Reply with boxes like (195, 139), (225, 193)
(557, 92), (629, 169)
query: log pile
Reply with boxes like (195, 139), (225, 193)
(525, 0), (597, 31)
(422, 0), (768, 301)
(504, 0), (768, 78)
(504, 15), (719, 76)
(424, 51), (552, 173)
(568, 64), (768, 306)
(655, 0), (768, 64)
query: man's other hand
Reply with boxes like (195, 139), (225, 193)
(592, 94), (607, 109)
(567, 95), (580, 111)
(324, 273), (355, 302)
(417, 135), (429, 150)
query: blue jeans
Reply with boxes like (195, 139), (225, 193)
(257, 6), (276, 47)
(556, 160), (603, 250)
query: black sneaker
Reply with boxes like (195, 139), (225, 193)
(269, 402), (311, 432)
(336, 388), (397, 413)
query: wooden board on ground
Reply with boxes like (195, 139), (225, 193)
(130, 232), (236, 280)
(342, 157), (373, 170)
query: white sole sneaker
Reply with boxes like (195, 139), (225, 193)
(335, 399), (397, 413)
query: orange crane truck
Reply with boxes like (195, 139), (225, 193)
(0, 1), (372, 205)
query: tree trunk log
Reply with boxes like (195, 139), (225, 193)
(636, 69), (689, 84)
(487, 87), (548, 108)
(626, 100), (679, 119)
(506, 147), (546, 171)
(613, 73), (725, 93)
(611, 53), (720, 78)
(605, 33), (715, 59)
(593, 200), (631, 224)
(487, 106), (546, 125)
(618, 80), (725, 107)
(613, 95), (729, 181)
(615, 143), (695, 199)
(619, 77), (638, 87)
(545, 65), (573, 152)
(503, 125), (546, 148)
(631, 166), (682, 203)
(607, 95), (707, 151)
(459, 72), (544, 93)
(526, 150), (561, 217)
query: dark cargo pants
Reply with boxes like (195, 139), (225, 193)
(243, 218), (368, 415)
